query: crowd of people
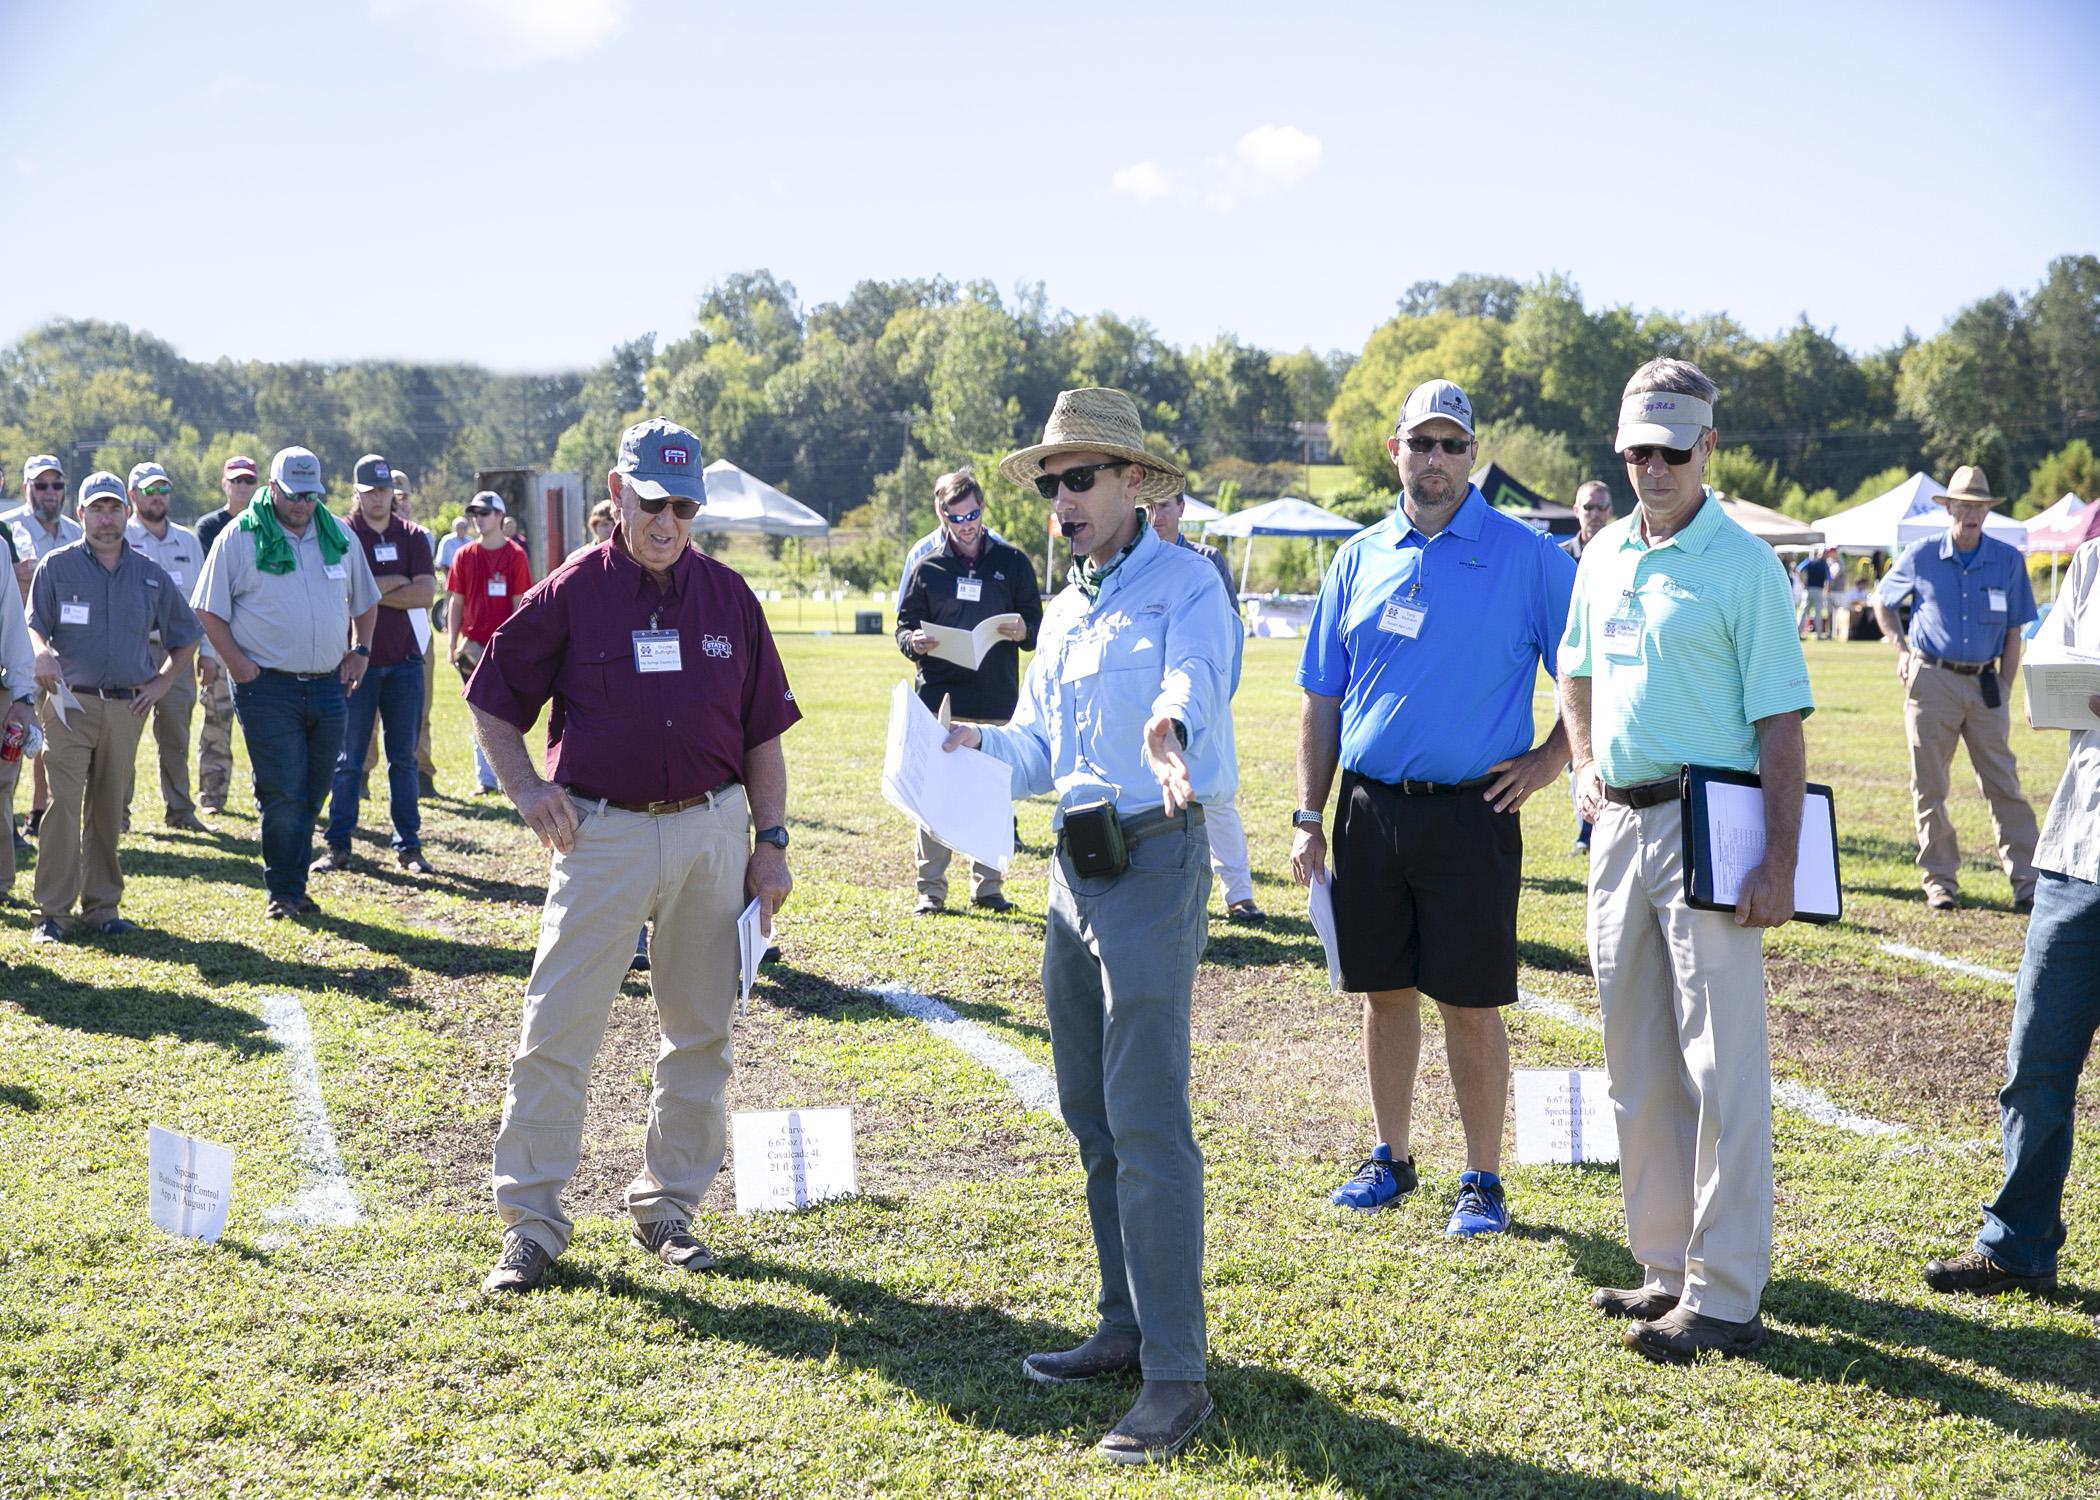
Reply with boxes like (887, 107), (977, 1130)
(5, 362), (2095, 1465)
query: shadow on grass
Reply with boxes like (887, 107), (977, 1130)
(759, 964), (1052, 1043)
(590, 1247), (1676, 1497)
(0, 1082), (41, 1110)
(7, 965), (280, 1056)
(1517, 1215), (2100, 1459)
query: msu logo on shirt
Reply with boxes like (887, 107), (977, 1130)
(702, 634), (733, 659)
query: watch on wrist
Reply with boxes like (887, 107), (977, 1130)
(351, 644), (371, 657)
(1290, 808), (1323, 831)
(753, 825), (789, 850)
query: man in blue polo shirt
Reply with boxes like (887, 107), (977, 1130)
(1872, 467), (2039, 912)
(1290, 379), (1576, 1238)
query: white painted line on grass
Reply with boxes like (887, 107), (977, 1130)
(1517, 988), (1911, 1141)
(260, 992), (362, 1229)
(864, 982), (1063, 1121)
(1879, 941), (2017, 987)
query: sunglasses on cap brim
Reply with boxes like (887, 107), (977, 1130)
(1033, 460), (1130, 502)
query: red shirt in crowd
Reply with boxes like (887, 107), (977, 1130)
(464, 539), (800, 804)
(448, 537), (533, 643)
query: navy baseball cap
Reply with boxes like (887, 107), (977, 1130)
(353, 453), (394, 491)
(615, 417), (706, 503)
(78, 472), (128, 508)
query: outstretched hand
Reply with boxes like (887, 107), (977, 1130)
(1142, 714), (1193, 814)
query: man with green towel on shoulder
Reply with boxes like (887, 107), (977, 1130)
(191, 447), (379, 919)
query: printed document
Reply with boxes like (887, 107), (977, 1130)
(1700, 780), (1841, 918)
(921, 614), (1021, 670)
(1306, 868), (1343, 992)
(2023, 650), (2100, 731)
(736, 898), (768, 1016)
(881, 681), (1014, 871)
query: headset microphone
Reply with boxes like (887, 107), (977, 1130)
(1058, 518), (1082, 538)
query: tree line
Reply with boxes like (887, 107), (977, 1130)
(2, 257), (2091, 552)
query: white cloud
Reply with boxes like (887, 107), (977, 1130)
(370, 0), (629, 68)
(1236, 124), (1323, 187)
(1110, 161), (1173, 202)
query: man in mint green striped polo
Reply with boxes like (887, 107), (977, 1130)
(1558, 358), (1813, 1366)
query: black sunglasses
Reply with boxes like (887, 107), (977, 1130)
(464, 505), (492, 516)
(226, 475), (258, 486)
(30, 480), (65, 492)
(636, 495), (701, 520)
(1401, 435), (1470, 455)
(1033, 461), (1129, 501)
(1622, 443), (1697, 467)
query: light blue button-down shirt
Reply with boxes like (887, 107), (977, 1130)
(1878, 531), (2037, 664)
(977, 526), (1240, 824)
(1298, 487), (1575, 784)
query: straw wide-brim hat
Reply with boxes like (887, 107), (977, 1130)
(1000, 387), (1185, 503)
(1939, 465), (2008, 510)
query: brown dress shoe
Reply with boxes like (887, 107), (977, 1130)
(483, 1230), (553, 1294)
(1590, 1285), (1681, 1320)
(1923, 1248), (2056, 1296)
(632, 1218), (716, 1271)
(310, 846), (353, 874)
(1624, 1305), (1768, 1364)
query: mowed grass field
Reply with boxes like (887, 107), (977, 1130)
(2, 626), (2096, 1498)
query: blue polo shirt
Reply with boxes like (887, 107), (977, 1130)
(1877, 532), (2037, 664)
(1298, 487), (1576, 784)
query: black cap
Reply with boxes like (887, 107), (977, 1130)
(352, 453), (394, 491)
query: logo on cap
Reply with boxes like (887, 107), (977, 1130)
(1641, 397), (1678, 413)
(662, 447), (690, 467)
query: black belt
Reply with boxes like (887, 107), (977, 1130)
(82, 686), (138, 701)
(261, 667), (336, 682)
(1602, 776), (1682, 809)
(1381, 774), (1496, 797)
(1916, 652), (1991, 677)
(571, 779), (739, 816)
(1056, 804), (1206, 852)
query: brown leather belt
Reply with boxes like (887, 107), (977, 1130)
(1917, 652), (1990, 677)
(1601, 776), (1682, 809)
(83, 686), (138, 700)
(1385, 774), (1496, 797)
(572, 779), (739, 816)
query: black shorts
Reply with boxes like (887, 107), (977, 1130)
(1329, 769), (1522, 1005)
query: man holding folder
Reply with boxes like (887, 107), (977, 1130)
(895, 470), (1040, 916)
(1560, 359), (1813, 1364)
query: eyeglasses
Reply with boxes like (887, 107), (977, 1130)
(226, 475), (257, 486)
(1401, 435), (1470, 456)
(141, 484), (172, 497)
(1622, 443), (1697, 467)
(941, 507), (983, 525)
(1032, 461), (1129, 501)
(636, 495), (701, 520)
(1579, 502), (1613, 513)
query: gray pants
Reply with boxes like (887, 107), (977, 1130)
(1043, 814), (1211, 1381)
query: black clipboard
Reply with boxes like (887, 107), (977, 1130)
(1680, 765), (1842, 924)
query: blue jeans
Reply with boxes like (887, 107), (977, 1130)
(1976, 870), (2100, 1275)
(232, 670), (347, 904)
(325, 657), (423, 851)
(1042, 814), (1212, 1382)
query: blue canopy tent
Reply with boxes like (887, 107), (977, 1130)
(1201, 496), (1365, 594)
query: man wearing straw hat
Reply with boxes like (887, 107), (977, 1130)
(943, 387), (1238, 1464)
(1872, 466), (2039, 913)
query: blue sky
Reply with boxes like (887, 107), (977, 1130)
(4, 0), (2095, 373)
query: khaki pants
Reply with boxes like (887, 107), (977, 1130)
(914, 822), (1004, 904)
(1588, 797), (1772, 1324)
(493, 786), (750, 1257)
(133, 644), (198, 819)
(0, 747), (21, 896)
(1904, 662), (2039, 900)
(38, 692), (147, 926)
(197, 670), (235, 810)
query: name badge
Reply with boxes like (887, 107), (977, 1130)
(487, 578), (507, 597)
(1060, 635), (1104, 684)
(324, 562), (347, 580)
(632, 629), (682, 673)
(1377, 598), (1427, 638)
(167, 569), (184, 587)
(60, 601), (89, 625)
(1987, 587), (2007, 613)
(955, 578), (983, 603)
(374, 544), (399, 563)
(1603, 614), (1643, 660)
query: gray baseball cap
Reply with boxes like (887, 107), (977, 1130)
(78, 472), (128, 508)
(270, 446), (326, 496)
(22, 454), (62, 485)
(1397, 379), (1475, 437)
(128, 461), (171, 492)
(615, 417), (706, 503)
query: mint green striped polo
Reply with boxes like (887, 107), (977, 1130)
(1559, 488), (1813, 786)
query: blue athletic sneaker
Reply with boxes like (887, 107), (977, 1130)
(1329, 1143), (1417, 1212)
(1446, 1170), (1510, 1236)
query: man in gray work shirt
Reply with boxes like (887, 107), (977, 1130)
(26, 472), (202, 941)
(123, 461), (210, 832)
(191, 447), (379, 919)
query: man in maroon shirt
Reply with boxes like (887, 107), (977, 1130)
(447, 492), (532, 792)
(468, 417), (800, 1294)
(316, 455), (437, 873)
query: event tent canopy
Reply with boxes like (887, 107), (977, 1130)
(2026, 501), (2100, 555)
(1897, 502), (2028, 552)
(2026, 491), (2089, 534)
(697, 459), (829, 536)
(1471, 462), (1577, 532)
(1202, 496), (1364, 595)
(1178, 493), (1223, 524)
(1813, 472), (1946, 552)
(1716, 494), (1823, 547)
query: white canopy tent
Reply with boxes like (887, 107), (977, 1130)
(1812, 472), (1945, 552)
(1202, 496), (1364, 594)
(698, 459), (830, 536)
(1896, 504), (2029, 552)
(2027, 491), (2089, 532)
(1178, 493), (1223, 524)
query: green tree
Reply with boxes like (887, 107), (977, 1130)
(1705, 445), (1783, 508)
(2022, 438), (2099, 515)
(1327, 314), (1507, 490)
(1473, 420), (1584, 505)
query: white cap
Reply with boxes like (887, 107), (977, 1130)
(128, 461), (171, 492)
(1614, 391), (1713, 451)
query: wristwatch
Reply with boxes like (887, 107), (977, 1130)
(753, 825), (789, 850)
(1290, 809), (1323, 831)
(351, 644), (371, 657)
